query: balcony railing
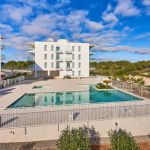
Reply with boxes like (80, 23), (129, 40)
(56, 67), (63, 70)
(28, 50), (35, 54)
(66, 67), (72, 71)
(56, 50), (63, 53)
(56, 58), (63, 61)
(65, 50), (72, 54)
(65, 57), (72, 61)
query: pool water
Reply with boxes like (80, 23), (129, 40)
(8, 86), (142, 108)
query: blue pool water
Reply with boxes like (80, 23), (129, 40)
(8, 86), (142, 108)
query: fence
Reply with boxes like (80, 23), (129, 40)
(0, 103), (150, 129)
(112, 80), (150, 99)
(0, 76), (25, 89)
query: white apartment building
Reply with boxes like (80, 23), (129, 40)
(28, 38), (93, 78)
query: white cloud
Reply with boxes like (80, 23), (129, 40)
(53, 0), (71, 8)
(102, 13), (118, 23)
(114, 0), (140, 17)
(66, 10), (89, 33)
(0, 0), (149, 57)
(97, 45), (150, 54)
(85, 20), (104, 31)
(21, 13), (64, 38)
(0, 23), (13, 33)
(5, 35), (31, 50)
(135, 32), (150, 40)
(15, 0), (49, 9)
(142, 0), (150, 15)
(0, 4), (32, 22)
(142, 0), (150, 6)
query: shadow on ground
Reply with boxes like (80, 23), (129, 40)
(0, 88), (16, 97)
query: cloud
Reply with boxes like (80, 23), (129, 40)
(102, 13), (118, 23)
(0, 0), (149, 57)
(85, 20), (104, 31)
(102, 4), (118, 26)
(0, 23), (13, 33)
(142, 0), (150, 6)
(14, 0), (49, 9)
(53, 0), (71, 8)
(114, 0), (141, 17)
(135, 32), (150, 40)
(96, 45), (150, 54)
(5, 35), (31, 51)
(21, 13), (64, 38)
(142, 0), (150, 15)
(0, 4), (32, 22)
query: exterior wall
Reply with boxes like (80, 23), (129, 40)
(33, 39), (90, 78)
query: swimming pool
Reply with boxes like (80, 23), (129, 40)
(8, 86), (142, 108)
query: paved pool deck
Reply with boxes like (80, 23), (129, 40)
(0, 77), (150, 143)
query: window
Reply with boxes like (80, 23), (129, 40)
(66, 62), (70, 68)
(72, 54), (74, 60)
(56, 53), (60, 60)
(51, 62), (54, 68)
(56, 46), (60, 51)
(78, 62), (81, 68)
(78, 46), (81, 52)
(72, 62), (74, 68)
(56, 62), (60, 69)
(51, 54), (54, 60)
(78, 71), (81, 76)
(44, 62), (47, 68)
(78, 54), (81, 60)
(44, 54), (47, 60)
(72, 46), (75, 51)
(51, 45), (54, 51)
(72, 71), (74, 76)
(44, 45), (47, 51)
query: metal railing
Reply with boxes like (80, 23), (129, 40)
(112, 80), (150, 99)
(0, 103), (150, 129)
(0, 76), (25, 89)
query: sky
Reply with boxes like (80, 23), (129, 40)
(0, 0), (150, 62)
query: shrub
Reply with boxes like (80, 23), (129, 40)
(57, 126), (99, 150)
(103, 80), (111, 87)
(108, 128), (140, 150)
(63, 75), (71, 79)
(57, 126), (90, 150)
(96, 83), (112, 89)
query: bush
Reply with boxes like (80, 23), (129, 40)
(57, 126), (99, 150)
(108, 128), (140, 150)
(103, 80), (111, 87)
(63, 75), (71, 79)
(96, 83), (112, 89)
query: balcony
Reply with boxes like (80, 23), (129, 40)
(55, 67), (63, 70)
(56, 58), (63, 62)
(65, 57), (72, 62)
(27, 49), (35, 54)
(56, 50), (63, 54)
(65, 50), (72, 54)
(65, 67), (72, 71)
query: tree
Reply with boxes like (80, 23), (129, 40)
(136, 78), (145, 86)
(4, 61), (17, 72)
(108, 128), (140, 150)
(57, 126), (99, 150)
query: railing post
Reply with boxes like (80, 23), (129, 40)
(0, 116), (1, 127)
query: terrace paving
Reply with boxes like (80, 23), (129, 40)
(0, 77), (150, 143)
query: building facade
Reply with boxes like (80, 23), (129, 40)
(29, 39), (93, 78)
